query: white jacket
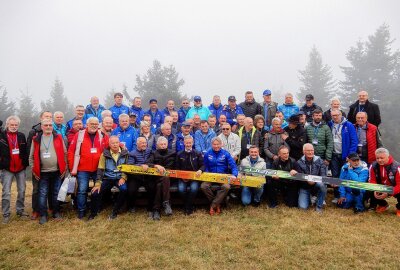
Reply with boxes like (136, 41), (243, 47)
(218, 132), (241, 159)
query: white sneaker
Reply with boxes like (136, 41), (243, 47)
(311, 196), (317, 205)
(323, 200), (327, 206)
(331, 198), (338, 204)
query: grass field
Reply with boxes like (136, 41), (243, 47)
(1, 182), (400, 270)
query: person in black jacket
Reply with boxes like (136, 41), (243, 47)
(176, 135), (205, 215)
(301, 94), (323, 123)
(239, 91), (262, 119)
(284, 115), (306, 161)
(323, 97), (346, 123)
(348, 90), (381, 127)
(145, 136), (176, 220)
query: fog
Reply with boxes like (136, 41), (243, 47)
(1, 0), (399, 106)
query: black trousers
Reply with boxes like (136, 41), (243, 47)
(127, 175), (156, 212)
(369, 193), (400, 210)
(266, 178), (299, 207)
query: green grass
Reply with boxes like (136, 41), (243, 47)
(1, 182), (400, 269)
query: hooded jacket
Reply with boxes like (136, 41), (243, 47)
(208, 103), (224, 123)
(277, 103), (300, 121)
(263, 128), (289, 161)
(328, 117), (358, 160)
(369, 156), (400, 195)
(194, 129), (216, 154)
(338, 161), (369, 197)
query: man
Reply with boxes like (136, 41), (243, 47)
(89, 136), (129, 220)
(162, 99), (177, 117)
(0, 116), (29, 224)
(67, 119), (83, 146)
(354, 112), (383, 165)
(260, 89), (278, 128)
(268, 146), (301, 208)
(111, 113), (138, 152)
(239, 91), (262, 119)
(186, 96), (211, 120)
(68, 117), (109, 219)
(191, 114), (201, 133)
(218, 123), (241, 161)
(66, 105), (85, 132)
(277, 93), (300, 121)
(305, 109), (333, 166)
(126, 137), (154, 215)
(264, 118), (289, 168)
(235, 114), (246, 132)
(348, 90), (381, 127)
(296, 143), (328, 213)
(153, 123), (178, 152)
(84, 96), (106, 123)
(369, 148), (400, 216)
(145, 99), (164, 130)
(270, 111), (288, 130)
(284, 115), (306, 161)
(156, 115), (175, 135)
(29, 118), (67, 224)
(201, 137), (238, 215)
(178, 98), (191, 123)
(52, 111), (67, 139)
(176, 121), (193, 152)
(208, 95), (224, 124)
(301, 94), (323, 123)
(129, 113), (140, 131)
(337, 153), (369, 213)
(207, 115), (218, 134)
(145, 137), (176, 220)
(130, 97), (144, 125)
(27, 110), (52, 220)
(170, 111), (182, 134)
(297, 111), (308, 128)
(323, 97), (346, 123)
(238, 117), (261, 162)
(109, 92), (131, 125)
(222, 96), (244, 129)
(176, 135), (204, 215)
(240, 146), (265, 207)
(142, 114), (157, 134)
(100, 116), (114, 136)
(194, 120), (216, 155)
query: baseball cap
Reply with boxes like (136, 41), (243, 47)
(288, 115), (300, 124)
(149, 99), (157, 104)
(305, 94), (314, 101)
(182, 121), (191, 127)
(347, 152), (360, 161)
(228, 96), (236, 101)
(263, 89), (272, 96)
(193, 96), (202, 102)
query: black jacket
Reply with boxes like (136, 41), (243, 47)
(348, 100), (381, 127)
(0, 130), (29, 170)
(301, 103), (322, 123)
(27, 123), (42, 153)
(176, 150), (205, 171)
(239, 100), (262, 119)
(323, 109), (347, 123)
(146, 149), (176, 169)
(284, 125), (306, 161)
(297, 156), (327, 189)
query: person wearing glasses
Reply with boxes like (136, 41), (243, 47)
(185, 96), (211, 121)
(178, 98), (191, 123)
(218, 123), (241, 162)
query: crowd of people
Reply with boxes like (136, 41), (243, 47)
(0, 89), (399, 224)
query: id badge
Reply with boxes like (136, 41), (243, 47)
(246, 144), (251, 149)
(312, 138), (318, 145)
(43, 152), (51, 159)
(358, 143), (363, 147)
(90, 148), (98, 154)
(153, 124), (157, 129)
(12, 148), (20, 155)
(233, 119), (237, 122)
(333, 137), (340, 143)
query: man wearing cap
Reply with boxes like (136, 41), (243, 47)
(109, 93), (131, 125)
(277, 93), (299, 121)
(176, 121), (194, 152)
(301, 94), (322, 123)
(130, 97), (144, 125)
(178, 98), (191, 123)
(222, 96), (244, 130)
(186, 96), (211, 121)
(260, 89), (278, 128)
(145, 99), (164, 130)
(284, 114), (306, 161)
(337, 153), (369, 213)
(348, 90), (381, 127)
(129, 113), (140, 131)
(239, 91), (262, 120)
(208, 95), (224, 124)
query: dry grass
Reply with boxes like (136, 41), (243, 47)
(1, 182), (400, 270)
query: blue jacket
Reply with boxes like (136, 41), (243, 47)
(338, 162), (369, 197)
(53, 123), (67, 139)
(111, 126), (138, 152)
(128, 148), (152, 165)
(178, 107), (191, 123)
(203, 148), (238, 176)
(328, 118), (358, 160)
(176, 132), (194, 152)
(66, 117), (86, 133)
(84, 104), (106, 123)
(130, 105), (144, 124)
(186, 105), (211, 120)
(277, 103), (300, 121)
(297, 155), (327, 189)
(222, 106), (244, 126)
(162, 107), (177, 117)
(208, 103), (224, 123)
(109, 104), (131, 125)
(145, 109), (164, 129)
(194, 129), (216, 154)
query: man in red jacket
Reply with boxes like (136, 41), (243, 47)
(369, 148), (400, 216)
(68, 117), (109, 219)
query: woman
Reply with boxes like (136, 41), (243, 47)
(139, 121), (155, 150)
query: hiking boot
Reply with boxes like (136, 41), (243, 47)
(316, 207), (323, 214)
(31, 211), (39, 220)
(376, 205), (389, 213)
(152, 211), (161, 221)
(2, 215), (10, 224)
(77, 212), (85, 219)
(163, 201), (173, 216)
(109, 211), (118, 220)
(252, 201), (261, 207)
(128, 207), (136, 214)
(52, 212), (62, 220)
(215, 206), (221, 215)
(39, 216), (48, 225)
(88, 213), (97, 221)
(17, 211), (29, 218)
(209, 206), (215, 216)
(354, 208), (364, 214)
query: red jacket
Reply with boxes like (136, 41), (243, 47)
(68, 129), (109, 172)
(32, 133), (66, 179)
(365, 123), (378, 164)
(369, 156), (400, 195)
(6, 132), (24, 173)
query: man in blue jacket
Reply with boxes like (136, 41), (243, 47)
(111, 114), (138, 152)
(109, 92), (131, 125)
(162, 99), (177, 117)
(277, 93), (299, 121)
(145, 99), (164, 130)
(186, 96), (211, 120)
(208, 95), (224, 124)
(222, 96), (244, 129)
(178, 98), (191, 123)
(176, 121), (193, 152)
(337, 153), (369, 213)
(84, 96), (106, 123)
(201, 137), (238, 215)
(194, 120), (216, 155)
(130, 97), (144, 125)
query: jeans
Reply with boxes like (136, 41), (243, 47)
(178, 180), (199, 210)
(77, 171), (97, 214)
(241, 186), (264, 206)
(337, 189), (365, 211)
(1, 170), (26, 216)
(91, 178), (128, 215)
(31, 174), (39, 212)
(331, 154), (345, 198)
(38, 171), (61, 217)
(298, 182), (327, 210)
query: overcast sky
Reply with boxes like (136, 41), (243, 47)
(1, 0), (399, 107)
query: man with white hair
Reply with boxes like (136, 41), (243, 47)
(153, 123), (178, 152)
(238, 117), (261, 162)
(263, 117), (289, 168)
(323, 97), (347, 123)
(0, 116), (29, 223)
(52, 111), (67, 139)
(111, 113), (138, 152)
(277, 93), (300, 121)
(369, 148), (400, 216)
(348, 90), (381, 127)
(218, 123), (241, 161)
(66, 105), (85, 132)
(84, 96), (106, 123)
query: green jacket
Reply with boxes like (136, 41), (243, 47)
(305, 122), (333, 161)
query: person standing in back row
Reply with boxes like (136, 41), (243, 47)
(348, 90), (381, 127)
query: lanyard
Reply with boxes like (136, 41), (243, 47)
(333, 124), (342, 136)
(313, 126), (320, 137)
(246, 132), (252, 144)
(42, 135), (53, 153)
(264, 104), (268, 124)
(7, 133), (18, 149)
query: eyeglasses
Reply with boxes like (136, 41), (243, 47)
(182, 102), (189, 104)
(42, 124), (52, 127)
(222, 128), (230, 130)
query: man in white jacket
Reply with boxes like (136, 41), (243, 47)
(218, 123), (241, 162)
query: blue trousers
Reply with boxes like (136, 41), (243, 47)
(337, 189), (364, 211)
(77, 171), (97, 214)
(91, 178), (128, 214)
(38, 171), (61, 217)
(241, 186), (264, 206)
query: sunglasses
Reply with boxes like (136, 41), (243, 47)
(222, 128), (230, 130)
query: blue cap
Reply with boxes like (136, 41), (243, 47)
(194, 96), (201, 101)
(149, 99), (157, 104)
(182, 121), (191, 127)
(263, 89), (272, 96)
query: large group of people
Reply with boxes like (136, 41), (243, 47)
(0, 89), (399, 224)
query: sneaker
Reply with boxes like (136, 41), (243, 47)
(163, 201), (173, 216)
(147, 211), (153, 219)
(396, 210), (400, 217)
(354, 208), (364, 214)
(109, 212), (118, 220)
(128, 207), (136, 214)
(52, 212), (62, 220)
(376, 205), (389, 213)
(152, 211), (161, 221)
(331, 198), (338, 204)
(252, 201), (261, 207)
(323, 200), (327, 206)
(39, 216), (48, 225)
(31, 211), (40, 220)
(316, 207), (323, 214)
(310, 196), (317, 205)
(2, 215), (10, 224)
(17, 211), (30, 218)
